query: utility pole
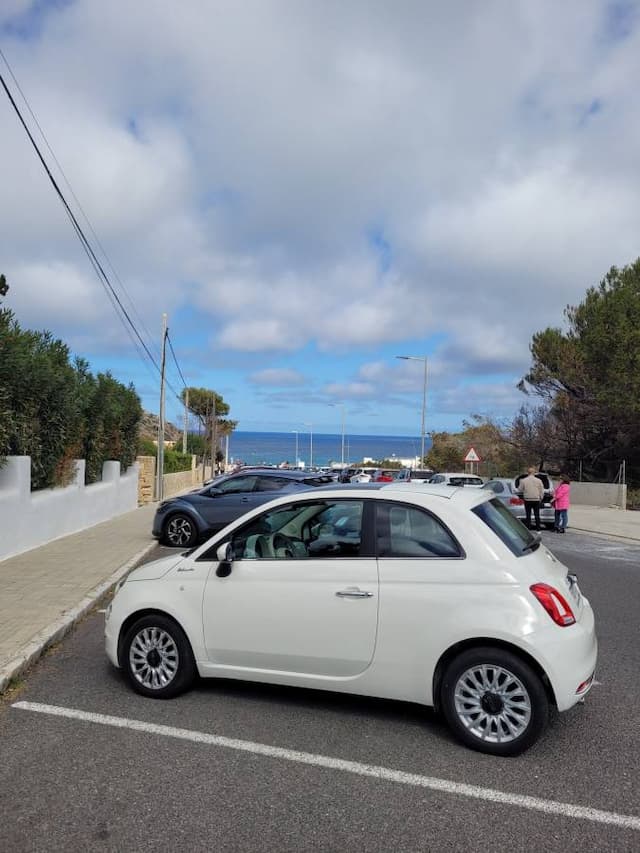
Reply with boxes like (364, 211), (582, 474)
(182, 388), (189, 454)
(211, 396), (218, 479)
(156, 313), (168, 502)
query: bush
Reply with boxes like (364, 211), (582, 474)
(0, 307), (142, 488)
(163, 449), (193, 474)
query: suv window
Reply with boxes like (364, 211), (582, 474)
(375, 502), (462, 558)
(473, 497), (538, 556)
(213, 475), (258, 494)
(254, 476), (291, 492)
(484, 480), (504, 494)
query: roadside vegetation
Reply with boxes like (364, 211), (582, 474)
(0, 276), (142, 489)
(425, 259), (640, 487)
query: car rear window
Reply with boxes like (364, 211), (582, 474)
(472, 497), (539, 556)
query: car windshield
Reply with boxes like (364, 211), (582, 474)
(472, 497), (538, 556)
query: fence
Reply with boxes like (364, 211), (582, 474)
(0, 456), (139, 562)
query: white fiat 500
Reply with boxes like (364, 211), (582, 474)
(105, 484), (597, 756)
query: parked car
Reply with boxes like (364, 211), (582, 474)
(350, 467), (378, 483)
(483, 475), (557, 529)
(337, 467), (358, 483)
(395, 468), (436, 483)
(108, 483), (597, 757)
(428, 472), (484, 487)
(152, 468), (333, 546)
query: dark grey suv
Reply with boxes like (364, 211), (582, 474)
(153, 469), (333, 547)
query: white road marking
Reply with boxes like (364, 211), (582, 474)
(12, 700), (640, 832)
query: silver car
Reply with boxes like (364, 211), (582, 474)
(482, 475), (557, 529)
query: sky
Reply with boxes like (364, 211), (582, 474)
(1, 1), (639, 438)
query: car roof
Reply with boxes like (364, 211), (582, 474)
(296, 482), (488, 506)
(225, 468), (326, 480)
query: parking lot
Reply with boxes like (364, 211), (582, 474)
(1, 530), (639, 851)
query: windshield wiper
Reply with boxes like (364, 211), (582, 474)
(521, 535), (541, 554)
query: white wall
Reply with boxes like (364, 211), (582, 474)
(0, 456), (139, 561)
(572, 482), (627, 509)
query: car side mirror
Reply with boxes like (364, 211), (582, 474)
(216, 542), (233, 578)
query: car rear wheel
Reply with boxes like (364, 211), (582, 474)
(440, 646), (549, 756)
(122, 614), (196, 699)
(163, 513), (198, 547)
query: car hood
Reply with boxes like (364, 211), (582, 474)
(125, 554), (184, 582)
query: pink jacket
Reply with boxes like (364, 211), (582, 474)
(553, 483), (570, 510)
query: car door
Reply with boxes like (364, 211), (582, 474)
(200, 498), (379, 678)
(199, 475), (261, 527)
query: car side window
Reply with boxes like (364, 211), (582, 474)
(254, 476), (290, 492)
(214, 475), (258, 494)
(487, 481), (504, 494)
(376, 502), (462, 558)
(225, 500), (365, 560)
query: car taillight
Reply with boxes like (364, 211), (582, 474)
(530, 583), (576, 626)
(509, 497), (524, 505)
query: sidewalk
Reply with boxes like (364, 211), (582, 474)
(1, 501), (639, 694)
(0, 503), (157, 693)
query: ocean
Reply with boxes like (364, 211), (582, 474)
(224, 431), (430, 468)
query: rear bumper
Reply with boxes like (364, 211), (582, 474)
(534, 601), (598, 712)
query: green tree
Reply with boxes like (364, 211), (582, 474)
(520, 259), (640, 481)
(182, 387), (236, 465)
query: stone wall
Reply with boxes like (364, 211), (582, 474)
(0, 456), (139, 562)
(135, 455), (209, 504)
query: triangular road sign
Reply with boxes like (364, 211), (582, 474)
(464, 446), (481, 463)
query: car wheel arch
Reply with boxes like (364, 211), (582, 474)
(431, 637), (557, 713)
(117, 608), (196, 668)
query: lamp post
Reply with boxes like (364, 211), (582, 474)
(303, 422), (313, 469)
(329, 403), (346, 465)
(291, 430), (299, 468)
(396, 355), (428, 466)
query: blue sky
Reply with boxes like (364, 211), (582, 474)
(2, 1), (640, 437)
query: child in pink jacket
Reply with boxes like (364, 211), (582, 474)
(553, 476), (571, 533)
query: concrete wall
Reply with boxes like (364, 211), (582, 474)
(0, 456), (139, 562)
(572, 481), (627, 509)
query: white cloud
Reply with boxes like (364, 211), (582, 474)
(249, 368), (305, 387)
(1, 0), (639, 429)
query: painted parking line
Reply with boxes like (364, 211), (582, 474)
(12, 700), (640, 832)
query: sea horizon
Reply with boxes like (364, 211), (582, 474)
(221, 429), (432, 468)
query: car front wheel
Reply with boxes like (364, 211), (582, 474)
(163, 513), (198, 547)
(440, 646), (549, 756)
(122, 614), (196, 699)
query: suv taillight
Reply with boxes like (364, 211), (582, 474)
(509, 497), (524, 505)
(530, 583), (576, 626)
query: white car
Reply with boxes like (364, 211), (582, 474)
(428, 472), (484, 487)
(105, 484), (597, 756)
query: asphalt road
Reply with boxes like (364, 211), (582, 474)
(1, 530), (639, 852)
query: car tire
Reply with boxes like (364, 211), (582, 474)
(440, 646), (549, 756)
(163, 513), (198, 547)
(122, 614), (196, 699)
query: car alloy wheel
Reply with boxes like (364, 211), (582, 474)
(453, 664), (531, 743)
(122, 614), (196, 699)
(164, 513), (197, 547)
(441, 646), (548, 756)
(129, 626), (179, 691)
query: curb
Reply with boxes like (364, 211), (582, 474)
(0, 540), (158, 695)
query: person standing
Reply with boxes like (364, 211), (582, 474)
(519, 467), (545, 530)
(553, 475), (571, 533)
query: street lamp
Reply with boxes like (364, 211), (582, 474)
(291, 430), (299, 468)
(329, 403), (346, 465)
(396, 355), (428, 466)
(303, 422), (313, 469)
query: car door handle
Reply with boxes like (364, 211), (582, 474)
(335, 588), (374, 598)
(240, 497), (250, 503)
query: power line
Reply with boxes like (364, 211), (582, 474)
(0, 47), (162, 366)
(166, 332), (189, 390)
(0, 64), (164, 380)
